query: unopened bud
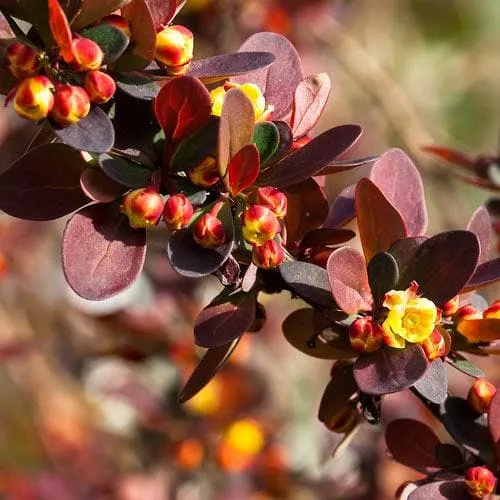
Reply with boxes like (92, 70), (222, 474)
(441, 295), (459, 317)
(256, 186), (287, 219)
(50, 85), (90, 126)
(188, 156), (219, 187)
(13, 76), (54, 121)
(100, 14), (132, 38)
(453, 304), (482, 323)
(155, 25), (193, 73)
(483, 300), (500, 320)
(465, 466), (496, 498)
(193, 213), (226, 248)
(349, 317), (383, 353)
(421, 328), (446, 361)
(467, 378), (496, 414)
(252, 239), (285, 269)
(163, 194), (193, 230)
(241, 204), (280, 246)
(83, 70), (116, 104)
(71, 37), (104, 71)
(121, 188), (164, 229)
(5, 43), (40, 79)
(324, 401), (359, 434)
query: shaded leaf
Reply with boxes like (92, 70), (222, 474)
(408, 480), (470, 500)
(53, 107), (115, 153)
(323, 184), (356, 228)
(253, 121), (279, 165)
(413, 359), (447, 404)
(367, 252), (399, 307)
(388, 237), (427, 276)
(487, 390), (500, 465)
(62, 203), (146, 300)
(457, 318), (500, 343)
(327, 247), (373, 314)
(464, 258), (500, 291)
(355, 177), (407, 263)
(467, 206), (492, 265)
(81, 23), (129, 64)
(0, 143), (89, 220)
(317, 156), (378, 176)
(291, 73), (331, 139)
(298, 228), (355, 250)
(71, 0), (131, 31)
(115, 72), (159, 100)
(48, 0), (73, 62)
(353, 345), (429, 396)
(265, 120), (293, 165)
(435, 444), (464, 469)
(99, 154), (153, 188)
(446, 353), (484, 378)
(370, 149), (428, 236)
(228, 144), (260, 196)
(143, 0), (176, 28)
(80, 166), (125, 202)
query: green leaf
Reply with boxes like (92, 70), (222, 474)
(253, 121), (279, 165)
(81, 23), (129, 64)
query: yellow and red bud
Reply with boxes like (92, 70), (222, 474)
(483, 300), (500, 320)
(252, 239), (285, 269)
(50, 85), (90, 126)
(163, 194), (194, 230)
(120, 187), (165, 229)
(440, 295), (459, 317)
(465, 466), (496, 498)
(5, 43), (40, 79)
(83, 70), (116, 104)
(349, 317), (383, 353)
(256, 187), (287, 219)
(13, 76), (55, 121)
(241, 204), (280, 246)
(467, 378), (497, 414)
(324, 401), (359, 434)
(155, 25), (193, 72)
(193, 213), (226, 248)
(71, 37), (104, 72)
(421, 328), (446, 361)
(453, 304), (482, 323)
(188, 157), (219, 187)
(100, 14), (132, 38)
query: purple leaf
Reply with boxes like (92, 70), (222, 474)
(388, 237), (427, 275)
(370, 149), (428, 236)
(231, 32), (304, 120)
(488, 390), (500, 465)
(80, 167), (125, 202)
(317, 156), (377, 176)
(71, 0), (131, 30)
(323, 184), (356, 228)
(327, 247), (373, 314)
(413, 359), (447, 404)
(298, 228), (356, 250)
(467, 206), (492, 265)
(408, 480), (470, 500)
(0, 143), (90, 220)
(353, 344), (429, 395)
(62, 203), (146, 300)
(143, 0), (177, 28)
(464, 258), (500, 291)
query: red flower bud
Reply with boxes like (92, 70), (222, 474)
(467, 378), (496, 414)
(421, 328), (446, 361)
(440, 295), (459, 317)
(465, 466), (496, 498)
(163, 194), (194, 230)
(453, 304), (482, 323)
(193, 213), (226, 248)
(324, 401), (359, 434)
(100, 14), (132, 38)
(155, 25), (193, 73)
(50, 85), (90, 126)
(120, 188), (165, 229)
(13, 76), (54, 121)
(252, 239), (285, 269)
(241, 204), (280, 246)
(483, 300), (500, 320)
(256, 186), (288, 219)
(83, 70), (116, 104)
(71, 37), (104, 71)
(188, 157), (219, 187)
(5, 43), (40, 79)
(349, 317), (383, 353)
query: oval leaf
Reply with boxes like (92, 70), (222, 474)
(48, 0), (73, 62)
(143, 0), (176, 28)
(299, 228), (355, 250)
(115, 72), (159, 100)
(228, 144), (260, 196)
(81, 23), (129, 64)
(413, 359), (448, 404)
(80, 166), (125, 202)
(388, 237), (427, 275)
(367, 252), (399, 307)
(99, 154), (153, 188)
(467, 206), (492, 265)
(62, 203), (147, 300)
(323, 184), (356, 228)
(446, 353), (484, 378)
(465, 258), (500, 291)
(253, 121), (279, 165)
(408, 480), (470, 500)
(71, 0), (131, 31)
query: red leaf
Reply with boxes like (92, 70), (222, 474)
(144, 0), (177, 28)
(154, 75), (212, 144)
(227, 144), (260, 196)
(327, 247), (373, 314)
(355, 177), (407, 263)
(467, 206), (492, 265)
(48, 0), (73, 63)
(422, 145), (475, 170)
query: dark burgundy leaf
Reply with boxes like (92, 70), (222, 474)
(0, 143), (89, 220)
(367, 252), (399, 307)
(435, 444), (464, 469)
(446, 353), (484, 378)
(299, 228), (355, 250)
(228, 144), (260, 196)
(464, 258), (500, 291)
(488, 390), (500, 465)
(327, 247), (372, 315)
(353, 345), (429, 396)
(256, 125), (362, 188)
(370, 148), (428, 236)
(99, 154), (153, 188)
(408, 480), (470, 500)
(231, 32), (304, 119)
(467, 206), (492, 265)
(62, 203), (147, 300)
(53, 107), (115, 153)
(317, 156), (377, 176)
(72, 0), (131, 30)
(398, 231), (480, 305)
(115, 72), (160, 100)
(143, 0), (176, 28)
(215, 255), (240, 286)
(388, 237), (427, 275)
(80, 166), (125, 202)
(413, 359), (447, 404)
(194, 293), (255, 348)
(385, 419), (440, 469)
(178, 339), (240, 403)
(323, 184), (356, 228)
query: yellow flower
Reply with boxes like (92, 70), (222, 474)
(210, 82), (270, 120)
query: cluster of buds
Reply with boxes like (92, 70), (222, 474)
(155, 25), (194, 75)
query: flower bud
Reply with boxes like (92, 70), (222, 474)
(483, 300), (500, 320)
(241, 204), (280, 246)
(155, 25), (193, 72)
(163, 194), (193, 230)
(50, 85), (90, 126)
(421, 328), (446, 361)
(349, 317), (383, 353)
(324, 401), (359, 434)
(252, 239), (285, 269)
(256, 187), (287, 219)
(83, 70), (116, 104)
(467, 378), (496, 414)
(71, 37), (104, 71)
(188, 156), (219, 187)
(465, 466), (496, 498)
(13, 76), (54, 121)
(193, 213), (226, 248)
(440, 295), (459, 317)
(120, 188), (164, 229)
(100, 14), (132, 38)
(453, 304), (482, 323)
(5, 43), (40, 79)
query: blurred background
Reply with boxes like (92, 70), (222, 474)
(0, 0), (500, 498)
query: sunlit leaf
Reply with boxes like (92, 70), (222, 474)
(143, 0), (176, 28)
(227, 144), (260, 196)
(467, 206), (492, 265)
(422, 145), (475, 170)
(48, 0), (73, 62)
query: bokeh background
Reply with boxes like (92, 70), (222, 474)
(0, 0), (499, 498)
